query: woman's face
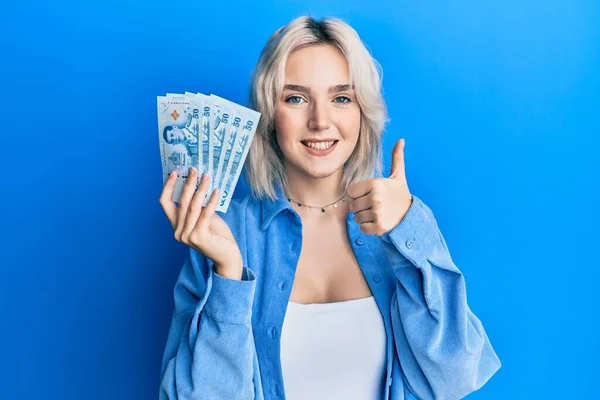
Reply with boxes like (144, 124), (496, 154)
(274, 44), (361, 180)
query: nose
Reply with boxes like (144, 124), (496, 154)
(307, 100), (330, 131)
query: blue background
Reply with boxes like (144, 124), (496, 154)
(1, 0), (598, 398)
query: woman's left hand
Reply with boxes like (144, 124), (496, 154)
(346, 138), (413, 236)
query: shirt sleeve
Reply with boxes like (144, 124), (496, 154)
(159, 247), (258, 399)
(380, 195), (502, 400)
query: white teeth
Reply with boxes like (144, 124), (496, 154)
(305, 141), (335, 150)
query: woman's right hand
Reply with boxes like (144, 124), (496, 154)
(159, 167), (243, 280)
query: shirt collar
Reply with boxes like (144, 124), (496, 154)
(260, 182), (296, 230)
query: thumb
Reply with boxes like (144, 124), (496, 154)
(389, 138), (405, 180)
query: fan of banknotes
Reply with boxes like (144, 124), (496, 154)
(157, 92), (261, 213)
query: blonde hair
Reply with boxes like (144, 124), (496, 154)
(245, 16), (388, 201)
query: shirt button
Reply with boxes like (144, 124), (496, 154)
(270, 327), (277, 338)
(278, 281), (286, 290)
(355, 238), (364, 246)
(289, 242), (296, 252)
(405, 240), (413, 249)
(373, 274), (382, 283)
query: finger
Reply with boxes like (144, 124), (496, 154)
(359, 222), (380, 235)
(349, 192), (374, 213)
(159, 171), (179, 229)
(389, 138), (406, 181)
(346, 179), (374, 200)
(181, 172), (210, 241)
(195, 186), (220, 233)
(174, 167), (198, 239)
(354, 209), (375, 225)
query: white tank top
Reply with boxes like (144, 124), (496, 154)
(280, 296), (387, 400)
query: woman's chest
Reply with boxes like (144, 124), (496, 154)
(288, 223), (373, 304)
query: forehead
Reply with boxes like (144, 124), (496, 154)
(284, 44), (350, 88)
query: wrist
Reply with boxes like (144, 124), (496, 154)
(214, 259), (243, 280)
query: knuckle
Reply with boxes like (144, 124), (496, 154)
(180, 231), (190, 244)
(189, 233), (205, 250)
(189, 230), (201, 245)
(186, 176), (197, 188)
(179, 191), (190, 204)
(181, 183), (192, 194)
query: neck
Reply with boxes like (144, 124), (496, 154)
(284, 166), (349, 221)
(284, 164), (346, 206)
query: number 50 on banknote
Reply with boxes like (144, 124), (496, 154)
(157, 92), (261, 213)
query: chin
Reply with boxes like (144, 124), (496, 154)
(300, 163), (344, 179)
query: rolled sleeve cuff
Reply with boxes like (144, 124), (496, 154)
(380, 194), (439, 266)
(204, 265), (256, 325)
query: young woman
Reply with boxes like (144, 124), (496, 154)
(159, 16), (501, 400)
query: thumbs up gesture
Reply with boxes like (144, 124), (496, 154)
(346, 138), (413, 236)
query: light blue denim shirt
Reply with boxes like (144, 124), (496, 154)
(159, 184), (502, 399)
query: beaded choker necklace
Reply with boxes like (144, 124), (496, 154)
(285, 193), (347, 213)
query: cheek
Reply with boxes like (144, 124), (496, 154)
(275, 108), (304, 145)
(337, 110), (361, 142)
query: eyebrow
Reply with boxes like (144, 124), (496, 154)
(283, 84), (354, 94)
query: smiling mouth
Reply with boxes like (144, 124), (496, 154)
(300, 140), (338, 150)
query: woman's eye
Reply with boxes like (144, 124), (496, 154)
(285, 95), (305, 104)
(334, 96), (351, 104)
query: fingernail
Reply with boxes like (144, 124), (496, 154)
(201, 173), (207, 182)
(190, 167), (196, 175)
